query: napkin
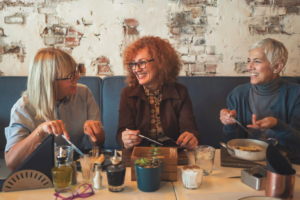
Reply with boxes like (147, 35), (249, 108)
(266, 144), (295, 175)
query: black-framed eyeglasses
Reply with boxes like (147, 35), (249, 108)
(54, 183), (94, 200)
(56, 65), (79, 82)
(127, 59), (155, 70)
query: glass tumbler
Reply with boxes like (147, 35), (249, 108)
(194, 145), (215, 176)
(55, 145), (73, 166)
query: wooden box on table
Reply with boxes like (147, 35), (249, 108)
(130, 147), (178, 181)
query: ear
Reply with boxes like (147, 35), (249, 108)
(273, 62), (284, 74)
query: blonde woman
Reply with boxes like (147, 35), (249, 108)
(5, 48), (105, 171)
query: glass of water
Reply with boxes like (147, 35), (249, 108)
(194, 145), (215, 176)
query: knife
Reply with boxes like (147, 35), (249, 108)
(126, 128), (163, 146)
(229, 116), (253, 136)
(62, 134), (84, 157)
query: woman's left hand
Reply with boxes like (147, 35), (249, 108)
(84, 120), (102, 142)
(177, 132), (198, 151)
(247, 114), (278, 131)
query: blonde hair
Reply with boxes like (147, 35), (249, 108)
(23, 48), (76, 121)
(249, 38), (288, 70)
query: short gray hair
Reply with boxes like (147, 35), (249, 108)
(249, 38), (288, 69)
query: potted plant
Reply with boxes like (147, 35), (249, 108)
(134, 145), (163, 192)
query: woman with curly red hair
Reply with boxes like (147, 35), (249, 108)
(117, 36), (200, 150)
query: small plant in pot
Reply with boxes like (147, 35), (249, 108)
(134, 145), (163, 192)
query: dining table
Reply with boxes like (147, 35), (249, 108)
(0, 149), (299, 200)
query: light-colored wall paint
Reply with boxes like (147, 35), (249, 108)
(0, 0), (299, 77)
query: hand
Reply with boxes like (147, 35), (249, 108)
(84, 120), (102, 142)
(177, 132), (198, 151)
(122, 129), (142, 149)
(247, 114), (278, 131)
(220, 109), (237, 125)
(36, 120), (69, 140)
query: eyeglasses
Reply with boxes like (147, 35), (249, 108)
(127, 59), (155, 70)
(56, 66), (79, 82)
(54, 183), (94, 200)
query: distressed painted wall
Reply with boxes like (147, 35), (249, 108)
(0, 0), (299, 77)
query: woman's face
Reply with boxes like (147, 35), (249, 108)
(132, 48), (160, 90)
(56, 66), (80, 101)
(247, 48), (277, 85)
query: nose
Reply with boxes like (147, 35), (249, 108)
(247, 61), (253, 71)
(134, 66), (142, 73)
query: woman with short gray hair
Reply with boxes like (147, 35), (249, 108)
(220, 38), (300, 153)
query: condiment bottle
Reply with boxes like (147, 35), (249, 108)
(93, 164), (103, 190)
(51, 155), (73, 192)
(106, 149), (126, 192)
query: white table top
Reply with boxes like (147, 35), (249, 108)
(0, 149), (299, 200)
(173, 149), (300, 200)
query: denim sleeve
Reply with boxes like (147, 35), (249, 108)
(5, 106), (33, 152)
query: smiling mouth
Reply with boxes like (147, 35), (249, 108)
(250, 73), (259, 76)
(136, 73), (147, 78)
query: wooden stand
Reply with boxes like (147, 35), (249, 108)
(130, 147), (178, 181)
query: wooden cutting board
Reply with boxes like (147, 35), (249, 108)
(122, 148), (189, 167)
(220, 146), (266, 168)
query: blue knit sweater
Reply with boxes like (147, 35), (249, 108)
(223, 80), (300, 153)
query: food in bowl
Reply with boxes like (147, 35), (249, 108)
(232, 146), (262, 152)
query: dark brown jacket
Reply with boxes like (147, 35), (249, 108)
(117, 82), (201, 148)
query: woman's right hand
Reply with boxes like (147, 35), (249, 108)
(220, 109), (237, 125)
(36, 120), (70, 140)
(122, 129), (142, 149)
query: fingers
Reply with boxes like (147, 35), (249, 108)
(177, 132), (189, 145)
(84, 120), (101, 142)
(39, 120), (69, 140)
(220, 109), (236, 125)
(251, 114), (258, 126)
(122, 129), (142, 149)
(177, 132), (198, 150)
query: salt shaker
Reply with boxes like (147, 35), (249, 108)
(93, 164), (103, 189)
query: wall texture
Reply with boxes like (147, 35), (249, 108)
(0, 0), (299, 77)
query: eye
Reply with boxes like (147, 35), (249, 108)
(139, 61), (146, 65)
(255, 61), (260, 63)
(128, 63), (135, 68)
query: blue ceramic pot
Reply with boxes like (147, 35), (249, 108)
(135, 163), (163, 192)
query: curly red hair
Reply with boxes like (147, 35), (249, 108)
(123, 36), (182, 87)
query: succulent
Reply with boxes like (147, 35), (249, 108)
(134, 145), (162, 167)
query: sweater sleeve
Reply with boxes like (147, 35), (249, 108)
(223, 91), (243, 142)
(271, 94), (300, 149)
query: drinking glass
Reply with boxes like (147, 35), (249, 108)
(79, 154), (94, 184)
(194, 145), (215, 176)
(55, 145), (74, 166)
